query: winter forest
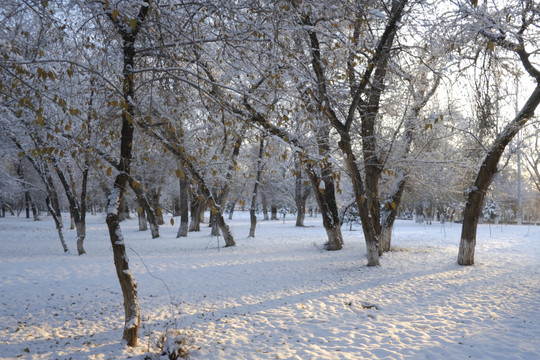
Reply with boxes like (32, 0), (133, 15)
(1, 0), (540, 359)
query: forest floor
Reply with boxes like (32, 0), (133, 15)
(0, 212), (539, 359)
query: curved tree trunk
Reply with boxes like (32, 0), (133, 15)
(216, 212), (235, 247)
(459, 84), (540, 265)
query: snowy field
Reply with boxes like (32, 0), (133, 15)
(0, 212), (539, 360)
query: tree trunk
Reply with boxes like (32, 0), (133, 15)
(249, 209), (257, 238)
(118, 197), (130, 222)
(210, 211), (220, 235)
(338, 134), (379, 265)
(106, 203), (140, 347)
(303, 163), (343, 251)
(459, 84), (540, 265)
(46, 170), (68, 252)
(46, 196), (68, 253)
(227, 198), (237, 220)
(177, 176), (189, 237)
(172, 197), (181, 217)
(51, 158), (88, 255)
(137, 201), (148, 231)
(70, 211), (76, 229)
(271, 205), (278, 220)
(76, 165), (88, 256)
(17, 162), (39, 221)
(103, 3), (150, 346)
(25, 191), (31, 219)
(149, 187), (164, 225)
(295, 202), (306, 227)
(31, 201), (39, 221)
(189, 196), (201, 232)
(261, 192), (269, 220)
(216, 212), (235, 247)
(129, 178), (159, 238)
(380, 174), (407, 252)
(249, 136), (265, 237)
(294, 159), (310, 227)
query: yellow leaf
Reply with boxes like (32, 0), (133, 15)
(175, 169), (185, 178)
(106, 167), (112, 176)
(488, 40), (495, 52)
(170, 217), (174, 226)
(112, 8), (119, 21)
(137, 207), (143, 215)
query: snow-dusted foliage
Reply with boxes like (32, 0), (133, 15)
(482, 198), (501, 223)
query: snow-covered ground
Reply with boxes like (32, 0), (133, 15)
(0, 212), (539, 359)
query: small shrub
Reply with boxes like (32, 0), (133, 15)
(156, 330), (196, 360)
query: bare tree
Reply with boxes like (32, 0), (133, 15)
(457, 0), (540, 265)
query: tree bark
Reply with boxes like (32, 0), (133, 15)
(216, 212), (235, 247)
(149, 187), (164, 225)
(380, 174), (406, 252)
(103, 2), (151, 346)
(46, 196), (68, 253)
(294, 157), (310, 227)
(338, 136), (378, 263)
(118, 197), (130, 222)
(228, 198), (238, 220)
(25, 191), (31, 219)
(271, 205), (278, 220)
(303, 163), (344, 251)
(52, 158), (88, 255)
(189, 195), (201, 232)
(177, 175), (189, 237)
(249, 136), (265, 237)
(261, 192), (269, 220)
(137, 201), (148, 231)
(459, 84), (540, 265)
